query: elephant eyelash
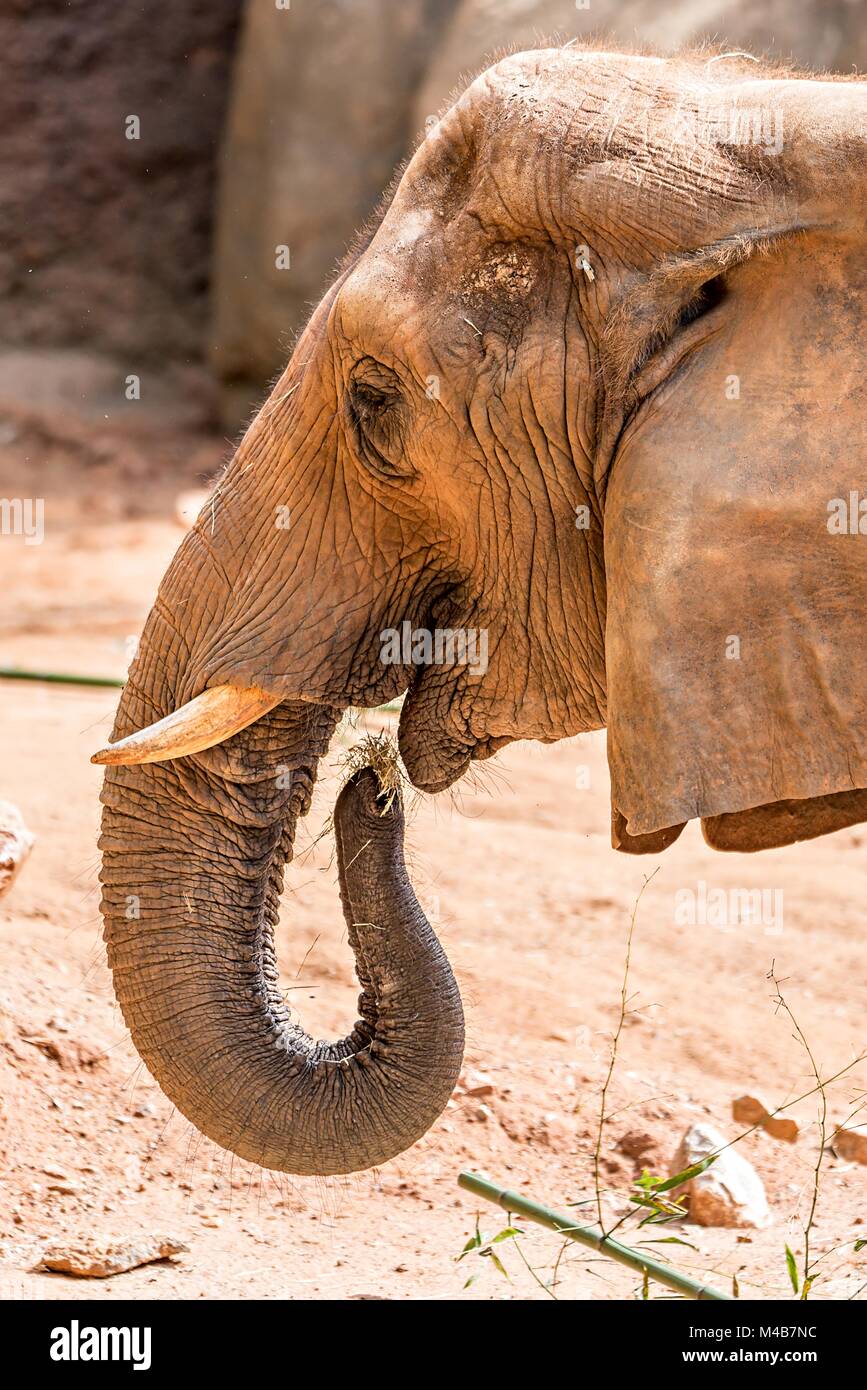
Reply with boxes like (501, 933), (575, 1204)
(648, 274), (728, 358)
(349, 381), (393, 429)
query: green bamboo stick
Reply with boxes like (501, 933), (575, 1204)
(0, 666), (125, 688)
(0, 666), (405, 713)
(458, 1171), (733, 1301)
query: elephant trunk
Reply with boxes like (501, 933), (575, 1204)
(98, 692), (464, 1176)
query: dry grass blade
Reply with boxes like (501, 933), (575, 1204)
(339, 731), (407, 814)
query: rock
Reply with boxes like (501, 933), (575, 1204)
(211, 0), (443, 425)
(33, 1237), (188, 1278)
(833, 1125), (867, 1165)
(670, 1122), (771, 1229)
(463, 1069), (495, 1099)
(764, 1116), (799, 1144)
(0, 801), (34, 897)
(0, 5), (240, 367)
(0, 350), (214, 436)
(454, 1067), (496, 1099)
(732, 1095), (768, 1126)
(732, 1095), (799, 1143)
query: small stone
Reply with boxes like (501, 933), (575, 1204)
(0, 801), (34, 897)
(669, 1122), (771, 1229)
(732, 1094), (798, 1143)
(33, 1237), (187, 1278)
(732, 1095), (768, 1126)
(834, 1125), (867, 1164)
(463, 1069), (495, 1099)
(763, 1116), (799, 1143)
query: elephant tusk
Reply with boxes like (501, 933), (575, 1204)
(91, 684), (282, 766)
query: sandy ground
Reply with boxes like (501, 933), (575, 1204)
(1, 403), (866, 1301)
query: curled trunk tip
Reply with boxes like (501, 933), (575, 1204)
(101, 711), (464, 1176)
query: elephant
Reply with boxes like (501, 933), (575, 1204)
(94, 47), (867, 1176)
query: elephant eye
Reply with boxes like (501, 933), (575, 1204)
(351, 381), (390, 425)
(346, 360), (414, 480)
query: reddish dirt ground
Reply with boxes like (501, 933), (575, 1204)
(2, 404), (866, 1301)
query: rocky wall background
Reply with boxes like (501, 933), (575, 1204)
(3, 0), (864, 428)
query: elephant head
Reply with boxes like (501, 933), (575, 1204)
(95, 50), (866, 1174)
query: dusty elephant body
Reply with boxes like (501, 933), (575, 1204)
(97, 48), (866, 1175)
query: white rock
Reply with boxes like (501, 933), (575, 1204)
(0, 801), (34, 897)
(670, 1122), (771, 1229)
(463, 1069), (495, 1099)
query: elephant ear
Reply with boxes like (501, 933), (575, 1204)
(603, 230), (867, 850)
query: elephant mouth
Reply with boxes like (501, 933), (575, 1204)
(396, 691), (512, 792)
(395, 673), (474, 793)
(90, 658), (503, 797)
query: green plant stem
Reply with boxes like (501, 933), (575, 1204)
(0, 666), (125, 688)
(458, 1171), (733, 1301)
(594, 867), (658, 1232)
(0, 667), (405, 712)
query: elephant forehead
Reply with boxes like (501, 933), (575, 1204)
(335, 231), (543, 365)
(334, 264), (420, 337)
(334, 206), (445, 337)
